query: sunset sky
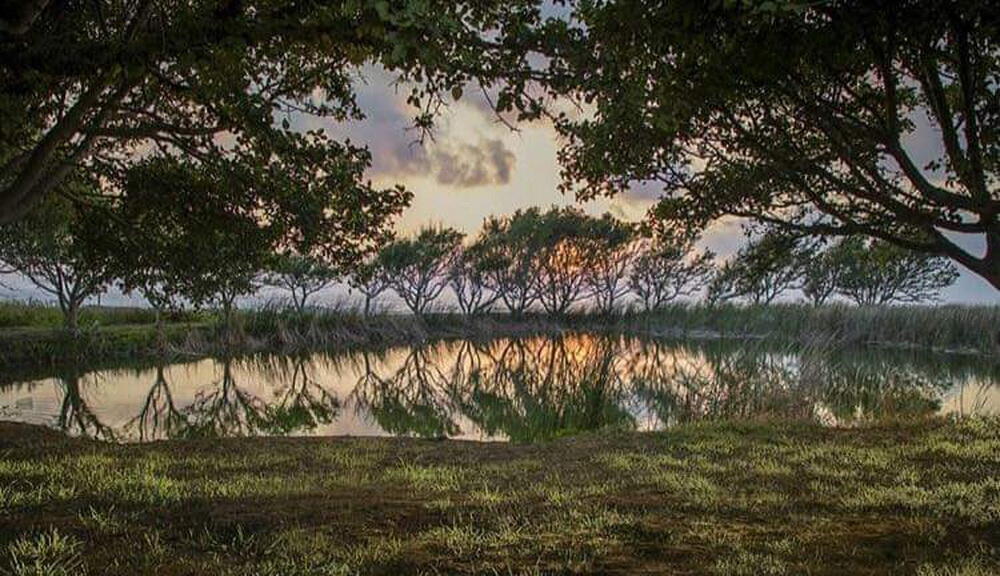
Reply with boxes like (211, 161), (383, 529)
(2, 67), (998, 305)
(316, 66), (998, 305)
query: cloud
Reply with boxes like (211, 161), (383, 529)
(621, 180), (663, 204)
(298, 66), (518, 188)
(432, 138), (516, 187)
(366, 136), (517, 187)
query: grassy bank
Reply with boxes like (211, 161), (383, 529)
(1, 301), (998, 371)
(0, 418), (997, 575)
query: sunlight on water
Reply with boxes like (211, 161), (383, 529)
(1, 335), (997, 443)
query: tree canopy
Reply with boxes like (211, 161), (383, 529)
(707, 231), (804, 305)
(543, 0), (1000, 289)
(380, 226), (464, 315)
(0, 0), (544, 223)
(0, 192), (107, 329)
(828, 237), (960, 305)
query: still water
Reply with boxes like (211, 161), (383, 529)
(1, 334), (997, 443)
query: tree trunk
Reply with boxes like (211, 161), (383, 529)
(64, 300), (79, 334)
(154, 307), (166, 352)
(221, 297), (238, 344)
(294, 290), (305, 315)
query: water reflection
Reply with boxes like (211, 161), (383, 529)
(1, 335), (997, 443)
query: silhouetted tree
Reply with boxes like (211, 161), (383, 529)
(348, 257), (393, 317)
(449, 244), (501, 315)
(0, 193), (107, 331)
(832, 237), (959, 305)
(707, 231), (804, 305)
(535, 207), (592, 315)
(0, 0), (539, 226)
(381, 227), (464, 316)
(546, 0), (1000, 289)
(473, 209), (546, 315)
(583, 216), (637, 314)
(261, 253), (338, 313)
(800, 241), (844, 306)
(629, 239), (715, 311)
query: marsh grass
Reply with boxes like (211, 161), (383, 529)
(618, 302), (1000, 353)
(0, 300), (202, 329)
(2, 301), (997, 372)
(0, 418), (996, 574)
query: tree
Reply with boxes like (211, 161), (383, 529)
(832, 237), (959, 305)
(85, 144), (407, 326)
(534, 207), (592, 315)
(546, 0), (1000, 290)
(800, 240), (844, 306)
(474, 209), (545, 315)
(0, 193), (107, 331)
(583, 215), (637, 314)
(381, 226), (464, 316)
(83, 158), (271, 329)
(706, 231), (803, 305)
(629, 239), (714, 311)
(0, 0), (544, 225)
(449, 244), (502, 316)
(261, 254), (338, 314)
(348, 257), (393, 317)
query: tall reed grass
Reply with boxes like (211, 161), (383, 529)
(0, 300), (203, 329)
(1, 301), (996, 373)
(618, 303), (1000, 353)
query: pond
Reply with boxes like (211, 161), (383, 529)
(1, 334), (997, 443)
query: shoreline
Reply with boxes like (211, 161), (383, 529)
(2, 304), (998, 375)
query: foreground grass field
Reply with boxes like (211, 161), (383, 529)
(1, 419), (997, 575)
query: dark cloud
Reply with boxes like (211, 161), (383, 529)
(368, 136), (516, 187)
(433, 138), (516, 187)
(621, 180), (663, 204)
(297, 66), (517, 187)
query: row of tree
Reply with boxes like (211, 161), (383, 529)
(708, 231), (961, 307)
(0, 201), (960, 330)
(351, 211), (960, 316)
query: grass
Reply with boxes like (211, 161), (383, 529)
(0, 300), (203, 330)
(0, 418), (997, 574)
(1, 301), (998, 372)
(622, 302), (1000, 353)
(3, 529), (83, 576)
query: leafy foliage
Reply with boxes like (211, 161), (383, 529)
(449, 244), (502, 315)
(582, 215), (637, 314)
(261, 254), (340, 313)
(0, 0), (545, 226)
(629, 239), (714, 311)
(533, 207), (595, 314)
(546, 0), (1000, 289)
(347, 256), (395, 317)
(85, 152), (408, 317)
(707, 231), (804, 305)
(830, 237), (960, 305)
(471, 208), (548, 315)
(381, 226), (464, 315)
(0, 193), (107, 329)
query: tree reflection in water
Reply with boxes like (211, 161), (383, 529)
(22, 334), (997, 442)
(351, 347), (460, 438)
(117, 356), (341, 441)
(56, 369), (117, 442)
(448, 336), (636, 442)
(126, 365), (187, 441)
